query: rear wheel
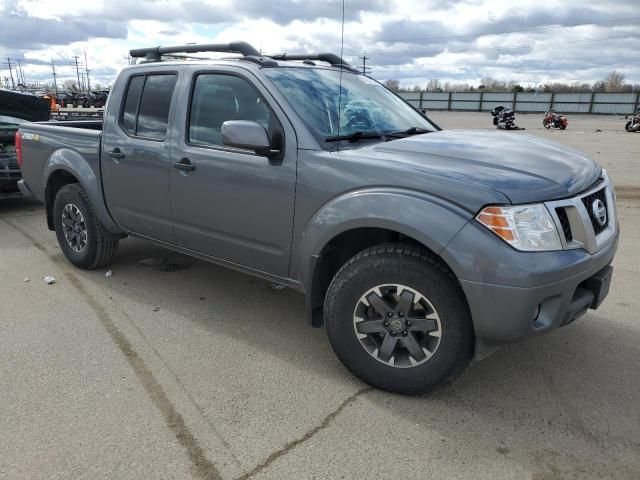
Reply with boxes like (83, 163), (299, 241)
(324, 244), (474, 395)
(626, 121), (633, 132)
(53, 183), (119, 269)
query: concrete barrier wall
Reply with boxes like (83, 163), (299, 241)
(399, 91), (640, 114)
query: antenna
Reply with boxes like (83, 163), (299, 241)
(336, 0), (345, 152)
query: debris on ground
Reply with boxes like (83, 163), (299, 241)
(153, 307), (160, 312)
(105, 270), (113, 277)
(24, 278), (30, 283)
(159, 263), (189, 273)
(43, 276), (56, 285)
(270, 283), (286, 291)
(137, 257), (165, 267)
(595, 129), (602, 132)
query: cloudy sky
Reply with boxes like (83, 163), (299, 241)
(1, 0), (639, 89)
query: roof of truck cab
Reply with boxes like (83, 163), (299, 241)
(122, 57), (352, 73)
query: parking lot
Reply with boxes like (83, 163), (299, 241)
(1, 112), (639, 479)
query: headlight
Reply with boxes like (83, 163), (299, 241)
(476, 204), (562, 251)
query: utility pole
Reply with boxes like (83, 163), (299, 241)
(84, 50), (91, 92)
(51, 58), (58, 94)
(74, 55), (82, 92)
(17, 59), (26, 86)
(7, 58), (15, 89)
(358, 54), (371, 76)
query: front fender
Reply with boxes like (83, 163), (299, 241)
(44, 149), (123, 235)
(294, 188), (475, 290)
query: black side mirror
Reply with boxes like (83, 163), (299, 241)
(221, 120), (280, 157)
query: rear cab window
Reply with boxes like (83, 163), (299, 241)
(119, 73), (177, 140)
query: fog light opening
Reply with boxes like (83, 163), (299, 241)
(532, 304), (541, 322)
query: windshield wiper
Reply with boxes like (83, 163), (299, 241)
(325, 131), (385, 143)
(384, 127), (432, 138)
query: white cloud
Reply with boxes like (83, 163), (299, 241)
(0, 0), (638, 89)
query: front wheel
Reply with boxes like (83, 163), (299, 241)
(543, 119), (551, 129)
(53, 183), (119, 269)
(324, 244), (474, 395)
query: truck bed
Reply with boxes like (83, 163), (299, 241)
(18, 121), (103, 202)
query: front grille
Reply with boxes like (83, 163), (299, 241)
(581, 188), (608, 235)
(555, 207), (573, 242)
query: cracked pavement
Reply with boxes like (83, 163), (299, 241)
(1, 114), (639, 479)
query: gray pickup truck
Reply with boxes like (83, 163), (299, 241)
(18, 42), (618, 394)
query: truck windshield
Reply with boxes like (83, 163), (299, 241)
(263, 67), (436, 147)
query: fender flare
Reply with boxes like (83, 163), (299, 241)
(294, 188), (473, 324)
(43, 148), (124, 235)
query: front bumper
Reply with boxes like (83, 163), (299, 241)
(459, 232), (617, 358)
(442, 174), (620, 360)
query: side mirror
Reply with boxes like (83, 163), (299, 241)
(221, 120), (279, 157)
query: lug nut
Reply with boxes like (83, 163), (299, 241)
(387, 312), (393, 317)
(383, 321), (389, 326)
(402, 330), (408, 336)
(398, 312), (404, 317)
(406, 321), (411, 326)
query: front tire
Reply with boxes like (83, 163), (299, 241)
(324, 244), (474, 395)
(53, 183), (119, 269)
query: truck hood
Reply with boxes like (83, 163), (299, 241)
(367, 129), (601, 204)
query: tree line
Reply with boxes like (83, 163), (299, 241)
(383, 71), (639, 93)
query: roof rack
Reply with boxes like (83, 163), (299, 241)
(128, 41), (360, 72)
(129, 41), (277, 65)
(270, 53), (360, 73)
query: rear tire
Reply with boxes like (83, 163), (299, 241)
(626, 121), (633, 132)
(53, 183), (119, 269)
(324, 244), (474, 395)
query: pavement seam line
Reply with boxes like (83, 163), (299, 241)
(234, 386), (373, 480)
(2, 217), (223, 480)
(112, 302), (243, 468)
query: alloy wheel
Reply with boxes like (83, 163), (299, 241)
(61, 203), (88, 253)
(353, 284), (442, 368)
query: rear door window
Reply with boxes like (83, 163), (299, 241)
(120, 73), (177, 140)
(121, 75), (144, 135)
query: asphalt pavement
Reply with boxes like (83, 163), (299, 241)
(1, 113), (639, 479)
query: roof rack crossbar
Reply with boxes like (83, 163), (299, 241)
(129, 41), (260, 61)
(270, 53), (360, 73)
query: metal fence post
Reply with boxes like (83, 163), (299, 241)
(447, 92), (452, 111)
(589, 92), (595, 114)
(634, 91), (639, 113)
(479, 91), (483, 112)
(512, 92), (517, 112)
(419, 90), (424, 110)
(549, 92), (555, 112)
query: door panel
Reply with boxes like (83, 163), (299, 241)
(101, 72), (178, 241)
(169, 71), (296, 276)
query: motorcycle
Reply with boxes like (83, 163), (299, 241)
(625, 110), (640, 132)
(543, 110), (568, 130)
(490, 105), (522, 130)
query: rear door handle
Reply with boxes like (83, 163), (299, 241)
(108, 148), (125, 160)
(173, 158), (196, 172)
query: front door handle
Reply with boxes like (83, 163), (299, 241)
(173, 158), (196, 172)
(108, 148), (125, 160)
